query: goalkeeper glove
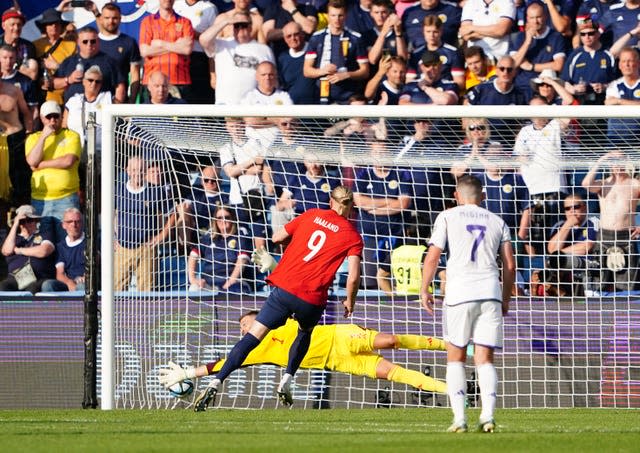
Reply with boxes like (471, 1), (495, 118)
(158, 361), (196, 388)
(251, 247), (277, 273)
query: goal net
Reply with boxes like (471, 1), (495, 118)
(100, 104), (640, 410)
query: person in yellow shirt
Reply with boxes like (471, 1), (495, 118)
(463, 46), (496, 93)
(160, 310), (447, 408)
(25, 101), (81, 242)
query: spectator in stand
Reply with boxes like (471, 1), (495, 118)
(262, 0), (318, 57)
(188, 205), (253, 294)
(0, 8), (38, 81)
(576, 0), (612, 31)
(543, 194), (599, 297)
(562, 18), (615, 106)
(0, 205), (55, 293)
(599, 0), (640, 48)
(353, 139), (412, 289)
(144, 71), (187, 105)
(41, 207), (86, 292)
(0, 63), (34, 209)
(62, 65), (112, 148)
(33, 8), (77, 106)
(219, 117), (268, 249)
(53, 26), (126, 104)
(463, 46), (496, 93)
(364, 54), (407, 104)
(451, 119), (503, 178)
(212, 0), (266, 43)
(407, 15), (464, 89)
(398, 50), (458, 105)
(395, 118), (446, 161)
(91, 2), (142, 104)
(582, 151), (640, 292)
(514, 96), (571, 256)
(459, 0), (515, 61)
(25, 101), (82, 242)
(114, 155), (178, 292)
(200, 11), (275, 105)
(173, 0), (218, 104)
(276, 152), (341, 217)
(363, 0), (407, 71)
(530, 69), (576, 105)
(183, 164), (230, 241)
(464, 55), (527, 144)
(402, 0), (462, 49)
(241, 61), (293, 147)
(303, 0), (370, 105)
(277, 21), (316, 104)
(605, 47), (640, 148)
(509, 2), (566, 100)
(139, 0), (194, 102)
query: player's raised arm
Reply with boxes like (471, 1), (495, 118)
(420, 245), (442, 315)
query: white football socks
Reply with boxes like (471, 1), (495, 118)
(446, 361), (467, 424)
(477, 363), (498, 422)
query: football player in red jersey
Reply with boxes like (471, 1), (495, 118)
(193, 185), (364, 411)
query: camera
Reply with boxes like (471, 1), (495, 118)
(70, 1), (88, 7)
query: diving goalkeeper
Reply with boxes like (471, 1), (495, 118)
(159, 310), (448, 401)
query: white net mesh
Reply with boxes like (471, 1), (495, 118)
(99, 104), (640, 409)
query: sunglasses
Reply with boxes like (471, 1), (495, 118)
(538, 83), (551, 87)
(564, 204), (583, 211)
(202, 178), (216, 184)
(81, 39), (97, 45)
(45, 113), (60, 120)
(20, 218), (37, 224)
(497, 66), (514, 73)
(233, 22), (250, 30)
(580, 31), (596, 37)
(468, 124), (486, 131)
(423, 62), (441, 68)
(84, 78), (102, 84)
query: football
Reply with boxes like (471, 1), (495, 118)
(168, 379), (194, 398)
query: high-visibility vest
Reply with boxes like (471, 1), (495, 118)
(391, 245), (427, 295)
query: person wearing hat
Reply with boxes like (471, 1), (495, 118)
(562, 18), (616, 106)
(0, 204), (56, 293)
(508, 1), (566, 100)
(0, 8), (38, 81)
(530, 69), (576, 105)
(399, 49), (458, 105)
(33, 8), (77, 105)
(24, 100), (82, 242)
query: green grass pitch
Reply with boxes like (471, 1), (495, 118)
(1, 408), (638, 452)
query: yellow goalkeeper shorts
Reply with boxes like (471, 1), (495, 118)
(325, 324), (382, 379)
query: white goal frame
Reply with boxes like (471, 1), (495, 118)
(100, 104), (640, 410)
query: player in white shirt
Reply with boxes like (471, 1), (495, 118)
(420, 175), (516, 433)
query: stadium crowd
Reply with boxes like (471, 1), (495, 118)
(1, 0), (640, 296)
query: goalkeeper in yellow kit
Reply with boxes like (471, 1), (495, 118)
(159, 310), (447, 396)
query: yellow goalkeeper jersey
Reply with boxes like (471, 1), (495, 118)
(210, 319), (336, 372)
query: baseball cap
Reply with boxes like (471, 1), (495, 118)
(578, 17), (598, 33)
(2, 8), (25, 24)
(40, 101), (62, 117)
(15, 205), (41, 219)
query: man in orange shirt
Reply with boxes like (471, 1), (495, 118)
(139, 0), (194, 101)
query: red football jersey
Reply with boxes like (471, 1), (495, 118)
(267, 208), (363, 306)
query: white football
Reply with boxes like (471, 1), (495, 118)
(168, 379), (194, 398)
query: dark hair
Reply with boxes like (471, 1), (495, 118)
(371, 0), (393, 9)
(102, 3), (121, 14)
(238, 310), (259, 323)
(328, 0), (346, 10)
(77, 25), (98, 35)
(530, 94), (551, 105)
(464, 45), (486, 60)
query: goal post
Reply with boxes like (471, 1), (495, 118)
(100, 104), (640, 410)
